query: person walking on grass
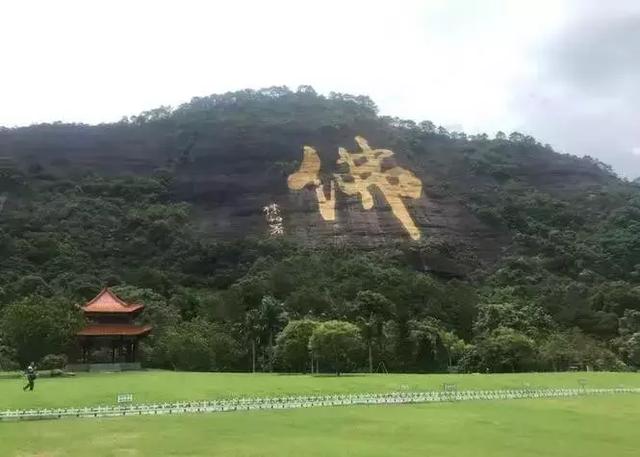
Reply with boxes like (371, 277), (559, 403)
(23, 362), (37, 391)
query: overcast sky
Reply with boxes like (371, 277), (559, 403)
(2, 0), (639, 177)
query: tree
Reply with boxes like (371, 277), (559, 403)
(437, 126), (449, 136)
(539, 331), (575, 371)
(619, 309), (640, 336)
(439, 330), (467, 369)
(352, 291), (395, 372)
(243, 309), (261, 373)
(1, 296), (84, 364)
(14, 275), (51, 297)
(156, 319), (242, 371)
(615, 310), (640, 367)
(621, 333), (640, 367)
(111, 285), (180, 333)
(474, 298), (555, 339)
(284, 287), (334, 318)
(509, 131), (526, 143)
(419, 120), (435, 133)
(259, 296), (288, 347)
(467, 327), (538, 373)
(407, 318), (443, 371)
(296, 85), (317, 95)
(257, 295), (287, 371)
(589, 282), (640, 315)
(169, 288), (200, 320)
(560, 328), (622, 371)
(159, 319), (214, 371)
(309, 321), (363, 375)
(0, 335), (18, 370)
(275, 319), (319, 372)
(209, 324), (245, 371)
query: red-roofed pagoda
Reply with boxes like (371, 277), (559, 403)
(77, 288), (152, 364)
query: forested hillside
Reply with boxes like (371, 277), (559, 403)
(1, 86), (640, 373)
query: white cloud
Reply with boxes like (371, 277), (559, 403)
(1, 0), (638, 176)
(0, 0), (563, 130)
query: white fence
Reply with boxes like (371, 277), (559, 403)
(2, 387), (638, 422)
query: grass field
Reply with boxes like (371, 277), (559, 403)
(1, 371), (639, 456)
(1, 395), (639, 457)
(1, 371), (639, 410)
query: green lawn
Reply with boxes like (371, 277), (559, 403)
(1, 395), (638, 457)
(1, 371), (638, 410)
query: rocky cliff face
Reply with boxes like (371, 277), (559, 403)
(166, 129), (506, 276)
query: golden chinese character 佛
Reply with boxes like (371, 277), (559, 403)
(288, 136), (422, 240)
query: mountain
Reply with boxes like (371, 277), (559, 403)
(1, 86), (640, 372)
(1, 87), (627, 268)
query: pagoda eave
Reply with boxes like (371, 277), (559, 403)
(83, 306), (144, 315)
(77, 324), (153, 337)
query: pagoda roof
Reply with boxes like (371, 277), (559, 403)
(77, 324), (152, 337)
(82, 288), (144, 314)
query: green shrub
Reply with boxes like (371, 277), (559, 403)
(40, 354), (68, 370)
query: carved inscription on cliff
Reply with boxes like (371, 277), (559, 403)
(288, 136), (423, 240)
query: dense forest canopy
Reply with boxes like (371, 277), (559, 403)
(1, 86), (640, 373)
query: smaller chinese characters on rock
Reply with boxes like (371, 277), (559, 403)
(287, 136), (423, 240)
(263, 203), (284, 236)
